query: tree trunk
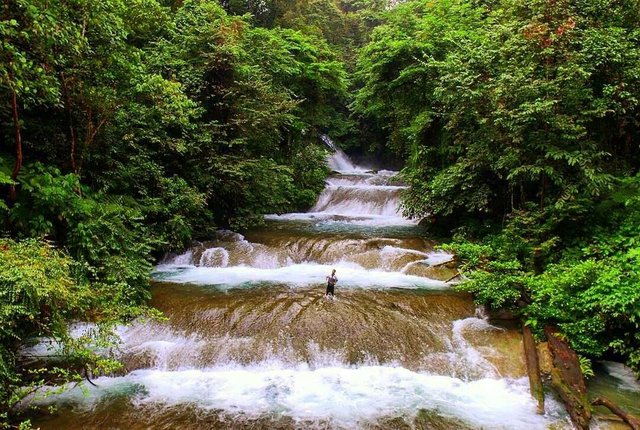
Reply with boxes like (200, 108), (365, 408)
(77, 104), (112, 173)
(9, 83), (22, 201)
(61, 72), (77, 172)
(544, 326), (591, 429)
(523, 325), (545, 414)
(591, 397), (640, 430)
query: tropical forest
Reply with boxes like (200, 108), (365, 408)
(1, 0), (639, 428)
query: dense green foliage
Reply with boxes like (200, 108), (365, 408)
(0, 238), (145, 426)
(353, 0), (640, 374)
(2, 0), (640, 425)
(218, 0), (394, 149)
(220, 0), (388, 52)
(447, 177), (640, 374)
(356, 0), (639, 219)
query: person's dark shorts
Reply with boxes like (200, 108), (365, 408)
(326, 283), (335, 295)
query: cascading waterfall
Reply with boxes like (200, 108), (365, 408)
(268, 140), (413, 226)
(322, 134), (364, 172)
(198, 247), (229, 268)
(27, 138), (577, 429)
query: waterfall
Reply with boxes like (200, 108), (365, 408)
(198, 247), (229, 268)
(321, 134), (365, 173)
(320, 134), (339, 152)
(264, 136), (416, 226)
(29, 137), (576, 430)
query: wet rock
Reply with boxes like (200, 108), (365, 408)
(537, 342), (554, 375)
(402, 262), (457, 281)
(488, 308), (518, 322)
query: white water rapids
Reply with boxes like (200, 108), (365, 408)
(35, 366), (562, 429)
(27, 140), (576, 429)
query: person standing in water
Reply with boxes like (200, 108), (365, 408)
(326, 269), (338, 297)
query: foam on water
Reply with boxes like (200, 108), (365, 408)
(265, 212), (418, 226)
(163, 250), (194, 267)
(450, 317), (502, 377)
(153, 263), (447, 289)
(380, 245), (429, 258)
(198, 247), (229, 268)
(33, 364), (567, 429)
(322, 134), (368, 173)
(20, 323), (119, 359)
(399, 251), (456, 277)
(424, 250), (455, 266)
(327, 175), (400, 187)
(118, 324), (209, 370)
(161, 233), (433, 273)
(29, 141), (577, 428)
(311, 187), (403, 217)
(323, 184), (407, 191)
(601, 361), (640, 392)
(267, 144), (415, 226)
(328, 151), (365, 172)
(172, 250), (193, 266)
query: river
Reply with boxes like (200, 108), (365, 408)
(30, 148), (639, 429)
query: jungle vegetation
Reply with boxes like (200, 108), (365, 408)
(1, 0), (639, 426)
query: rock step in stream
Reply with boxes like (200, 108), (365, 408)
(27, 143), (640, 429)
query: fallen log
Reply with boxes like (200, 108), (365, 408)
(544, 326), (591, 429)
(522, 325), (545, 414)
(591, 397), (640, 430)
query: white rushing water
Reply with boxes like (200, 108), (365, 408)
(265, 212), (419, 226)
(158, 231), (446, 274)
(423, 250), (455, 266)
(28, 137), (576, 429)
(154, 263), (447, 290)
(311, 186), (404, 217)
(600, 361), (640, 392)
(20, 322), (128, 363)
(268, 137), (415, 226)
(322, 134), (368, 173)
(33, 364), (566, 429)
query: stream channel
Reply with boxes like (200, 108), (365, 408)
(30, 147), (640, 429)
